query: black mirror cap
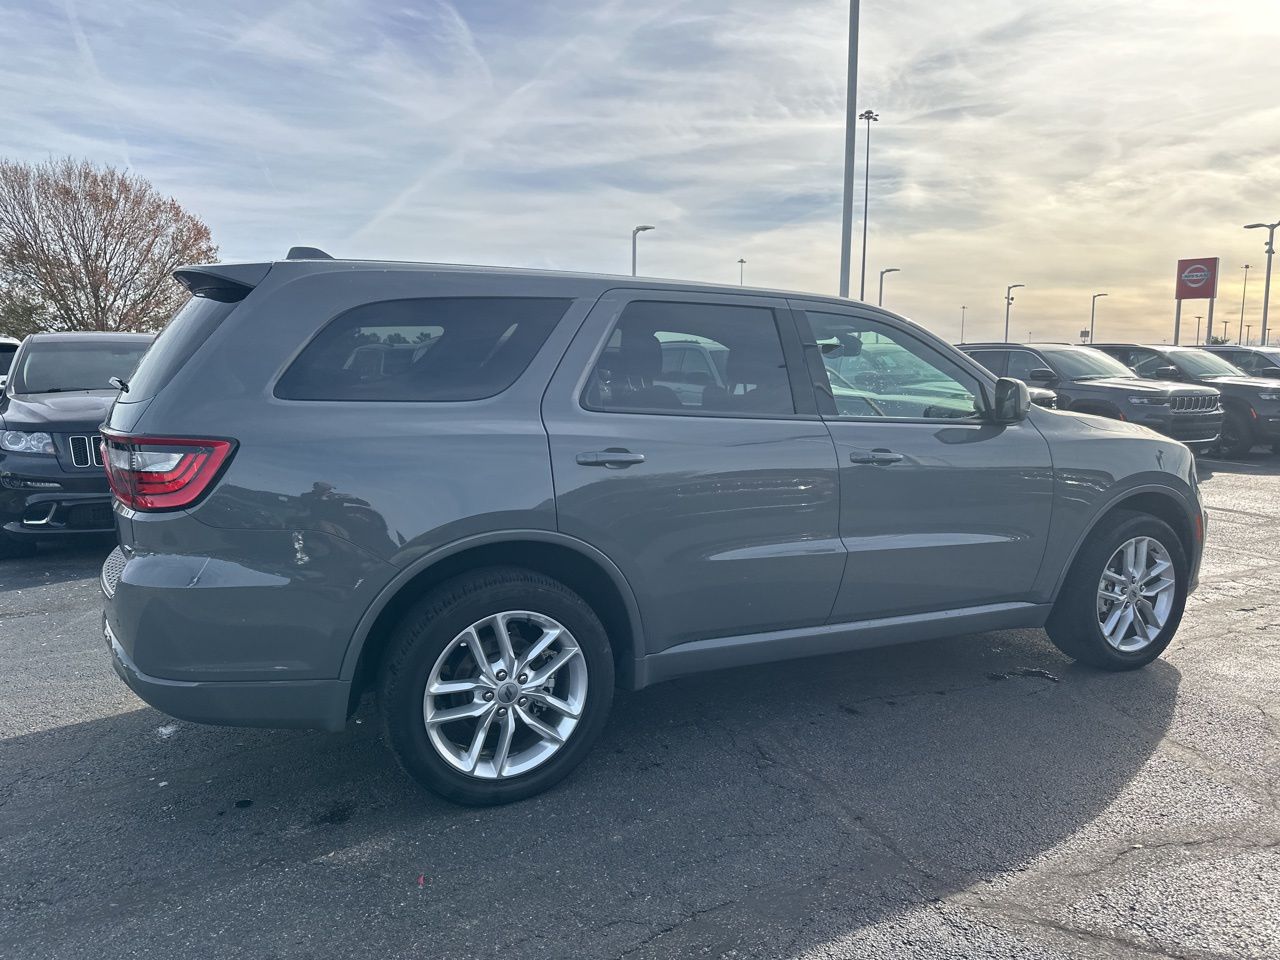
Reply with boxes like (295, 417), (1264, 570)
(1256, 366), (1280, 379)
(1028, 367), (1056, 382)
(991, 377), (1031, 423)
(1154, 365), (1181, 380)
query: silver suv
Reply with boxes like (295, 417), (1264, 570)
(101, 250), (1206, 804)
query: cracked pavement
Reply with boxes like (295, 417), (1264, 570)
(2, 456), (1277, 959)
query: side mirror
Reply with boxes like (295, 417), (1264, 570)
(1153, 365), (1181, 380)
(990, 377), (1030, 424)
(1028, 367), (1056, 383)
(1256, 366), (1280, 379)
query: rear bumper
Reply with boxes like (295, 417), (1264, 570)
(105, 617), (351, 731)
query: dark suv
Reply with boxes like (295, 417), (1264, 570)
(1093, 343), (1280, 456)
(1202, 344), (1280, 380)
(960, 342), (1221, 451)
(101, 251), (1206, 805)
(0, 332), (152, 558)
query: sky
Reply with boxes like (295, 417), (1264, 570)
(2, 0), (1279, 345)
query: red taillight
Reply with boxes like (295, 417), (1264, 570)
(99, 430), (236, 511)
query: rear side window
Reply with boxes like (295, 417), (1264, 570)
(125, 296), (238, 401)
(276, 297), (572, 402)
(965, 350), (1007, 376)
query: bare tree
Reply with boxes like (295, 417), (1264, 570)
(0, 158), (216, 335)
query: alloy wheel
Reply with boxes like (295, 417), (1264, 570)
(423, 611), (587, 780)
(1096, 536), (1176, 652)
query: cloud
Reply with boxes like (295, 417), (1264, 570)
(1, 0), (1278, 341)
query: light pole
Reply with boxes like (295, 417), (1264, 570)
(858, 109), (879, 300)
(631, 225), (655, 277)
(1247, 323), (1253, 346)
(1245, 221), (1278, 345)
(960, 305), (966, 343)
(837, 0), (862, 298)
(1239, 264), (1251, 344)
(1194, 315), (1203, 344)
(877, 267), (899, 306)
(1003, 284), (1025, 343)
(1089, 293), (1108, 343)
(737, 258), (746, 285)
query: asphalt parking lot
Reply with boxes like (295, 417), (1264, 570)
(2, 457), (1278, 960)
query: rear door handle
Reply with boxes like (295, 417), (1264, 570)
(848, 448), (904, 465)
(576, 449), (646, 468)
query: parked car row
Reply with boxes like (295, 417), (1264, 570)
(89, 250), (1206, 805)
(959, 340), (1280, 458)
(0, 332), (153, 558)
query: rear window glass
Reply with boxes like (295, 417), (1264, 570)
(9, 338), (151, 394)
(124, 296), (238, 401)
(275, 297), (572, 402)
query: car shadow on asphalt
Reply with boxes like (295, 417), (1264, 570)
(0, 534), (116, 593)
(0, 626), (1180, 958)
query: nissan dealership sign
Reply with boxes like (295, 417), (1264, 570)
(1175, 257), (1219, 300)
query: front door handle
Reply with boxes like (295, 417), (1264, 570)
(848, 448), (904, 465)
(576, 449), (647, 468)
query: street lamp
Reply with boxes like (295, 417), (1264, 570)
(1244, 221), (1278, 345)
(1247, 323), (1253, 346)
(631, 225), (655, 277)
(960, 305), (967, 343)
(838, 0), (862, 299)
(858, 109), (880, 300)
(877, 267), (899, 306)
(738, 258), (746, 286)
(1239, 264), (1251, 344)
(1194, 315), (1203, 344)
(1003, 284), (1025, 343)
(1089, 293), (1108, 343)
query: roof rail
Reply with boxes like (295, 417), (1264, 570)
(286, 246), (334, 260)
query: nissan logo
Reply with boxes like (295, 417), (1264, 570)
(1181, 264), (1211, 287)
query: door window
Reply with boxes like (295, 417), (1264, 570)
(804, 311), (982, 420)
(1004, 350), (1047, 382)
(584, 301), (794, 416)
(1126, 348), (1169, 377)
(965, 350), (1007, 376)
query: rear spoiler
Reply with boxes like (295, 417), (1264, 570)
(173, 262), (271, 303)
(174, 247), (335, 303)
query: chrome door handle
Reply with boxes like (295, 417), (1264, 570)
(576, 449), (646, 468)
(848, 449), (904, 465)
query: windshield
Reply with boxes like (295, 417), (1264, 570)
(1170, 349), (1245, 378)
(1039, 346), (1136, 380)
(9, 340), (151, 394)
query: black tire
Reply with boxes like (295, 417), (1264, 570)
(1045, 511), (1188, 670)
(1217, 408), (1254, 458)
(0, 534), (37, 560)
(378, 567), (614, 805)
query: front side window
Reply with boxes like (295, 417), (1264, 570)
(275, 297), (571, 402)
(805, 312), (981, 420)
(584, 301), (794, 416)
(1004, 350), (1048, 382)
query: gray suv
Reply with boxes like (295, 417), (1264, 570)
(960, 343), (1222, 452)
(101, 251), (1206, 805)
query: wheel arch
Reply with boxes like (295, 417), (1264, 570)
(1049, 485), (1198, 604)
(341, 531), (646, 704)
